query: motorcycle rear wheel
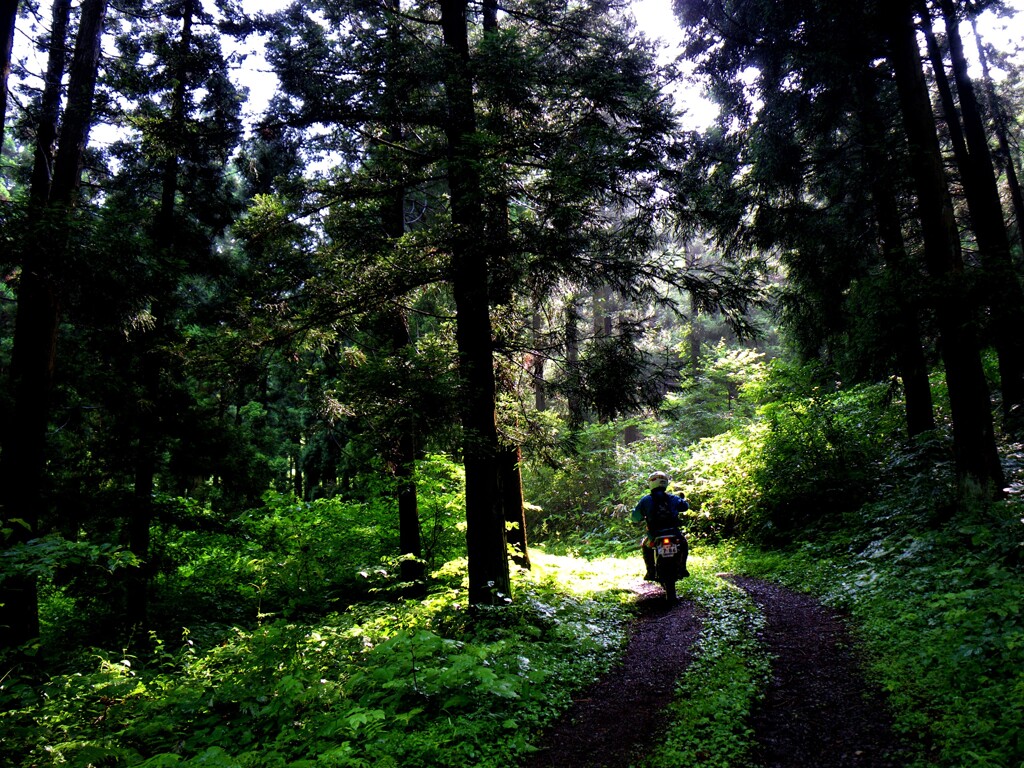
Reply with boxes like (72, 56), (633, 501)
(657, 556), (678, 603)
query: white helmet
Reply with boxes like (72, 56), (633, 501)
(647, 471), (669, 491)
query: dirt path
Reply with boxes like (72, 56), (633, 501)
(727, 576), (908, 768)
(523, 581), (702, 768)
(524, 576), (907, 768)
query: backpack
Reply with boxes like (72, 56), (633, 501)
(647, 493), (677, 532)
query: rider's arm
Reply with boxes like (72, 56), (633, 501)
(630, 497), (648, 523)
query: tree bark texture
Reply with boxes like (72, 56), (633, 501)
(440, 0), (510, 605)
(884, 0), (1004, 498)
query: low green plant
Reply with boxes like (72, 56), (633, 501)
(680, 366), (903, 540)
(142, 453), (468, 631)
(0, 552), (638, 768)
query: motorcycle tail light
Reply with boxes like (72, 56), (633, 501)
(662, 537), (671, 545)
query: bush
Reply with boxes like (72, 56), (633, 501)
(681, 364), (904, 540)
(683, 424), (765, 539)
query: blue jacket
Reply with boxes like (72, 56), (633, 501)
(631, 489), (689, 531)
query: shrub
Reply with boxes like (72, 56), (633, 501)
(682, 364), (904, 540)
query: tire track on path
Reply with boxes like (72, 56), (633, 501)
(523, 582), (702, 768)
(728, 576), (908, 768)
(525, 576), (909, 768)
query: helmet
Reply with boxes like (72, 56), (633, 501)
(647, 471), (669, 491)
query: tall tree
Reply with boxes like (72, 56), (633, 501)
(970, 15), (1024, 256)
(672, 0), (1006, 494)
(853, 64), (936, 437)
(103, 0), (244, 630)
(884, 0), (1004, 496)
(930, 0), (1024, 426)
(439, 0), (510, 604)
(0, 0), (108, 649)
(262, 0), (689, 603)
(0, 0), (20, 145)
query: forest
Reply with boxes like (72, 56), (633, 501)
(1, 0), (1023, 765)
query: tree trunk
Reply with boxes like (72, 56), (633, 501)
(684, 243), (702, 374)
(126, 0), (196, 637)
(381, 0), (425, 588)
(884, 0), (1004, 499)
(592, 285), (612, 337)
(50, 0), (106, 206)
(500, 443), (530, 569)
(565, 296), (583, 428)
(395, 428), (425, 583)
(937, 0), (1024, 426)
(482, 0), (531, 571)
(0, 0), (108, 650)
(440, 0), (510, 605)
(378, 303), (424, 586)
(28, 0), (72, 204)
(853, 64), (935, 437)
(532, 309), (547, 411)
(292, 438), (303, 499)
(971, 17), (1024, 258)
(0, 0), (21, 145)
(917, 1), (971, 183)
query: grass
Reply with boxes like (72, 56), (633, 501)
(6, 513), (1022, 768)
(0, 551), (641, 768)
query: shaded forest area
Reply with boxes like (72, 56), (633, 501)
(1, 0), (1023, 765)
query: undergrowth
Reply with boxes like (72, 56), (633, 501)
(0, 553), (638, 768)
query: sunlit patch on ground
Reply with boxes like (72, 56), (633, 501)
(526, 547), (715, 608)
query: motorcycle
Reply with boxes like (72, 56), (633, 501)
(651, 528), (687, 603)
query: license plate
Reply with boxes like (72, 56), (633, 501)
(657, 544), (679, 557)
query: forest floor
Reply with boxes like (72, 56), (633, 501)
(523, 574), (911, 768)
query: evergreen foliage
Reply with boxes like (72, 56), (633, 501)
(1, 0), (1023, 764)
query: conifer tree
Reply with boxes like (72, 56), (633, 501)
(99, 0), (244, 629)
(0, 0), (20, 144)
(0, 0), (108, 649)
(672, 0), (1006, 497)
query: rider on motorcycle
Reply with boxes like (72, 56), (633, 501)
(632, 470), (690, 581)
